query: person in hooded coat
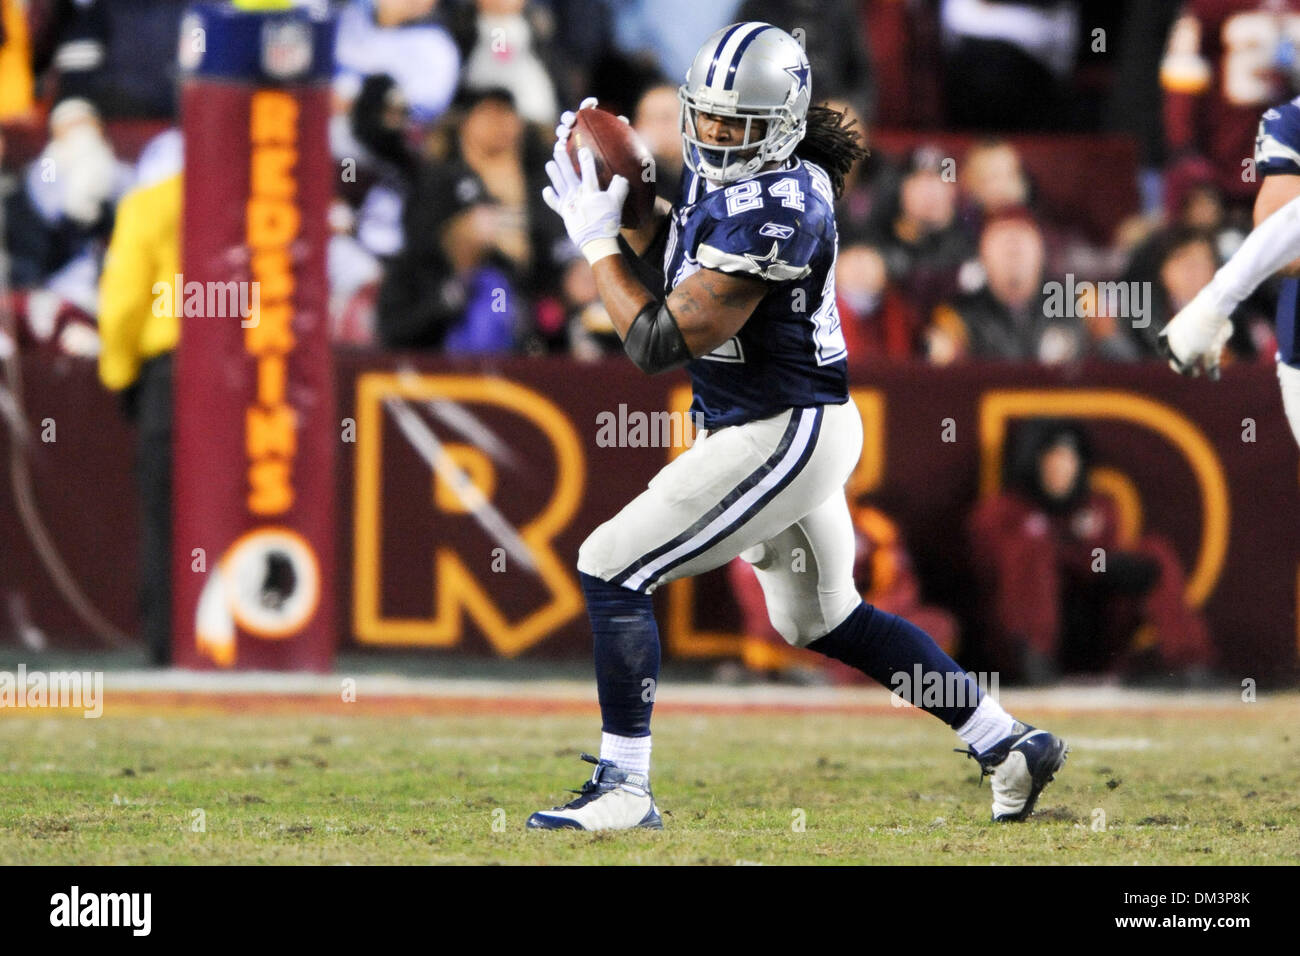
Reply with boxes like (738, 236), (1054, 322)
(967, 418), (1213, 685)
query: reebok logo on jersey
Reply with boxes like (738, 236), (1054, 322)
(759, 222), (795, 240)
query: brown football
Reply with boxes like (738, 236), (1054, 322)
(566, 106), (657, 230)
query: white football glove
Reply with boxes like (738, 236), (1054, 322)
(555, 97), (596, 146)
(542, 140), (628, 265)
(1158, 288), (1234, 380)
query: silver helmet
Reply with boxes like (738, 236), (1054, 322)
(678, 22), (811, 184)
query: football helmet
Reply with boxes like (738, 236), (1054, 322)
(679, 22), (811, 184)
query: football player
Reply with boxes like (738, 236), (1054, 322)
(1160, 94), (1300, 446)
(529, 22), (1067, 831)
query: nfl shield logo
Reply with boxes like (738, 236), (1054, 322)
(261, 20), (313, 80)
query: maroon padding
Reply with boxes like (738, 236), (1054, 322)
(172, 79), (336, 672)
(2, 356), (1294, 680)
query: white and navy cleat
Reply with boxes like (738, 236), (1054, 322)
(527, 754), (663, 831)
(961, 722), (1068, 822)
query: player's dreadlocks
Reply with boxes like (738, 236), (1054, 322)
(794, 105), (869, 199)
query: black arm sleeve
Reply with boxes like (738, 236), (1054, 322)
(623, 301), (691, 374)
(616, 212), (672, 296)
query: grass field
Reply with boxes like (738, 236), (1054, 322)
(2, 685), (1297, 865)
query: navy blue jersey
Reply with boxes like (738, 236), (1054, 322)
(662, 157), (848, 428)
(1255, 98), (1300, 368)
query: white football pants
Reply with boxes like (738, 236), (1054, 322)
(578, 400), (864, 647)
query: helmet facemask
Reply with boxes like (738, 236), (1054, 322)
(678, 88), (804, 185)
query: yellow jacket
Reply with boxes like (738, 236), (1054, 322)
(97, 173), (182, 391)
(0, 0), (34, 120)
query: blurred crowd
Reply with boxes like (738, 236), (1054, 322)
(0, 0), (1286, 679)
(0, 0), (1293, 367)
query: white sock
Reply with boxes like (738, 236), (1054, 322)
(956, 696), (1018, 755)
(600, 732), (651, 775)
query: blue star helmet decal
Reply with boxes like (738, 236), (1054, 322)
(785, 62), (810, 94)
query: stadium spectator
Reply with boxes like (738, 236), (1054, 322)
(95, 128), (182, 667)
(1160, 0), (1300, 206)
(1158, 153), (1246, 248)
(1, 129), (101, 360)
(835, 243), (923, 360)
(1129, 226), (1274, 362)
(31, 0), (186, 119)
(632, 83), (683, 204)
(871, 145), (972, 319)
(829, 99), (900, 245)
(957, 139), (1032, 235)
(439, 87), (569, 301)
(938, 0), (1080, 131)
(333, 0), (461, 128)
(967, 418), (1214, 685)
(957, 138), (1111, 284)
(724, 498), (959, 684)
(0, 0), (35, 121)
(3, 98), (132, 309)
(928, 212), (1065, 364)
(736, 0), (874, 118)
(350, 72), (419, 184)
(449, 0), (562, 126)
(345, 74), (418, 261)
(446, 88), (533, 273)
(1121, 159), (1248, 299)
(375, 153), (515, 351)
(1155, 229), (1218, 329)
(926, 211), (1141, 364)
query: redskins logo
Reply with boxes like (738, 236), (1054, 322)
(196, 527), (321, 667)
